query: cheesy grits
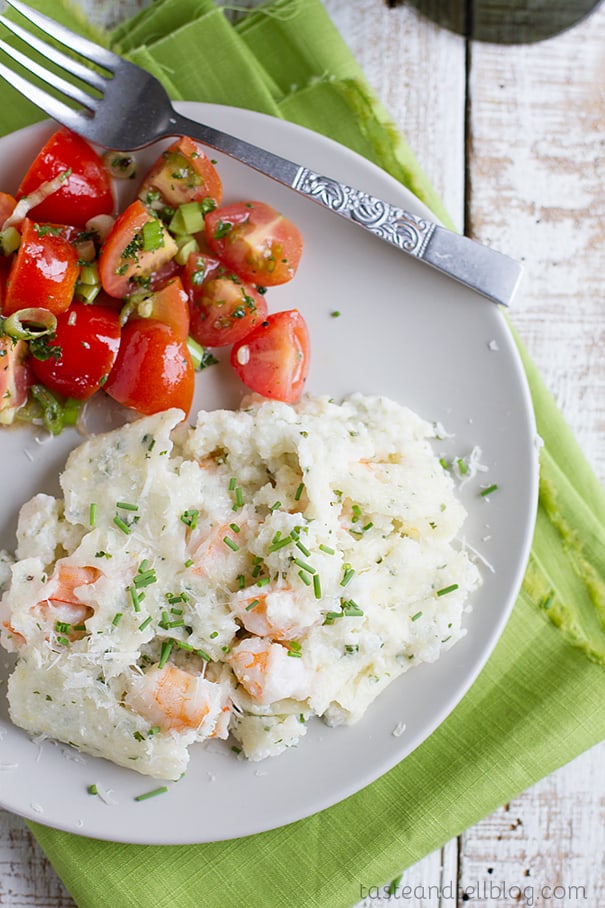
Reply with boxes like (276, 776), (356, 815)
(0, 395), (481, 780)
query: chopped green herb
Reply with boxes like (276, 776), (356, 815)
(436, 584), (459, 597)
(134, 786), (168, 802)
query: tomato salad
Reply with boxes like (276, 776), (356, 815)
(0, 128), (309, 434)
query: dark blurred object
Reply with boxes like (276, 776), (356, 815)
(389, 0), (603, 43)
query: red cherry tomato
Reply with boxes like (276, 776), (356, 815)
(128, 276), (191, 342)
(230, 309), (310, 403)
(98, 199), (177, 299)
(182, 252), (268, 347)
(138, 136), (223, 209)
(3, 219), (79, 316)
(205, 201), (303, 286)
(104, 319), (194, 415)
(0, 337), (31, 420)
(16, 128), (114, 228)
(30, 303), (121, 401)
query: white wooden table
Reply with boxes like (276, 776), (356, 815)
(1, 1), (604, 905)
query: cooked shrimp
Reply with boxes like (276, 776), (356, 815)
(125, 663), (231, 737)
(34, 564), (100, 641)
(228, 636), (312, 705)
(187, 519), (248, 578)
(231, 583), (321, 641)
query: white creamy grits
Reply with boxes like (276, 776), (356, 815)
(0, 394), (481, 780)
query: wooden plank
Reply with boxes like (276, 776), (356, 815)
(462, 0), (605, 903)
(326, 0), (468, 229)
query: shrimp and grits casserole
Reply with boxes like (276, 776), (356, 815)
(0, 394), (480, 780)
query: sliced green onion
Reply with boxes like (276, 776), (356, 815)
(3, 308), (57, 340)
(0, 225), (20, 256)
(141, 218), (164, 251)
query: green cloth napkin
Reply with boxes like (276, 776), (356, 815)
(2, 1), (605, 906)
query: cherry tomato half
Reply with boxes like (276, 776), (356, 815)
(230, 309), (310, 403)
(98, 200), (178, 299)
(127, 276), (191, 343)
(0, 337), (30, 420)
(104, 319), (194, 416)
(16, 128), (114, 228)
(30, 303), (121, 400)
(182, 252), (268, 347)
(205, 201), (303, 286)
(3, 219), (79, 316)
(138, 136), (223, 209)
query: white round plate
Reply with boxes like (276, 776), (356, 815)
(0, 102), (538, 844)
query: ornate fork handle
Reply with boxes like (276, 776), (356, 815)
(292, 168), (435, 257)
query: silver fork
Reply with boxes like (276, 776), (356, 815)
(0, 0), (522, 306)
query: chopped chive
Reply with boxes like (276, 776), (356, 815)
(167, 619), (185, 628)
(228, 477), (237, 491)
(245, 599), (260, 611)
(148, 726), (160, 736)
(436, 583), (459, 597)
(294, 482), (304, 501)
(480, 483), (499, 497)
(234, 487), (244, 509)
(319, 544), (335, 555)
(127, 586), (141, 612)
(73, 624), (86, 632)
(209, 631), (219, 639)
(237, 573), (246, 589)
(89, 503), (97, 527)
(439, 457), (450, 470)
(295, 539), (311, 557)
(55, 620), (71, 634)
(184, 559), (193, 567)
(56, 635), (70, 646)
(112, 612), (123, 626)
(410, 611), (423, 622)
(229, 522), (241, 534)
(158, 639), (173, 669)
(257, 576), (270, 587)
(351, 504), (361, 523)
(116, 501), (138, 511)
(134, 786), (168, 802)
(293, 557), (316, 575)
(298, 570), (312, 586)
(87, 784), (98, 795)
(456, 458), (468, 475)
(223, 536), (239, 552)
(138, 616), (152, 631)
(341, 600), (364, 617)
(340, 565), (355, 587)
(268, 535), (292, 552)
(196, 649), (211, 662)
(113, 515), (131, 535)
(313, 574), (322, 599)
(269, 501), (282, 512)
(362, 522), (373, 532)
(170, 607), (183, 615)
(180, 509), (199, 529)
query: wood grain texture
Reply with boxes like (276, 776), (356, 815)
(0, 0), (604, 905)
